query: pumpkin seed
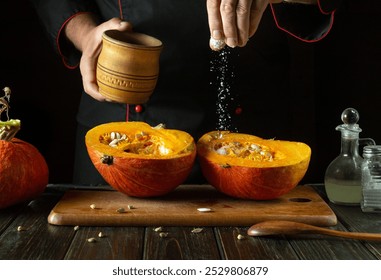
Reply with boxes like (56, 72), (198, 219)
(213, 140), (275, 162)
(109, 138), (119, 146)
(116, 207), (126, 213)
(152, 123), (166, 129)
(191, 228), (204, 234)
(98, 232), (105, 238)
(154, 226), (163, 232)
(90, 204), (97, 209)
(109, 132), (127, 146)
(17, 226), (26, 232)
(237, 234), (245, 240)
(87, 237), (96, 243)
(197, 207), (213, 213)
(159, 232), (168, 238)
(73, 225), (80, 231)
(110, 131), (116, 140)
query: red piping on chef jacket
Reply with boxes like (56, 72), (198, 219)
(57, 12), (92, 70)
(58, 3), (336, 122)
(269, 1), (335, 43)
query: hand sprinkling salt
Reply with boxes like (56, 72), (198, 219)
(210, 37), (226, 51)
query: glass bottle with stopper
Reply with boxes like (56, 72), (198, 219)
(324, 108), (375, 206)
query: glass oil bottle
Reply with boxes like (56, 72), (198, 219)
(324, 108), (375, 206)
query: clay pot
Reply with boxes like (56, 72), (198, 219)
(96, 30), (163, 104)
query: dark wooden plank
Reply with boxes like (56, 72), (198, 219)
(64, 226), (145, 259)
(328, 203), (381, 259)
(315, 185), (381, 259)
(287, 222), (377, 260)
(144, 226), (221, 260)
(289, 237), (377, 260)
(0, 193), (75, 260)
(216, 227), (299, 260)
(0, 202), (28, 234)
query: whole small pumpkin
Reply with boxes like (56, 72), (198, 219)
(85, 121), (196, 197)
(197, 131), (311, 200)
(0, 119), (49, 209)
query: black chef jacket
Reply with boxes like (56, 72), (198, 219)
(31, 0), (339, 185)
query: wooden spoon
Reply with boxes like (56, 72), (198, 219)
(247, 220), (381, 241)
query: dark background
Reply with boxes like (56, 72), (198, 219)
(1, 0), (381, 184)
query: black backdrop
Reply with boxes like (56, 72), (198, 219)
(1, 0), (381, 184)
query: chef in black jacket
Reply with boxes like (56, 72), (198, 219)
(30, 0), (340, 185)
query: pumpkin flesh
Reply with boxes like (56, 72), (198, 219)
(197, 131), (311, 200)
(85, 122), (196, 197)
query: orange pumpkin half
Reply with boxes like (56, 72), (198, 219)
(197, 131), (311, 200)
(85, 122), (196, 197)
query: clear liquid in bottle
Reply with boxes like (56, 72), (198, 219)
(324, 108), (375, 206)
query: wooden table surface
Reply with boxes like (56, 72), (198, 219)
(1, 184), (381, 260)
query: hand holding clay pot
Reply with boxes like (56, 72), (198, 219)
(96, 30), (163, 104)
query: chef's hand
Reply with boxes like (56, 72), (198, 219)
(207, 0), (282, 50)
(65, 15), (132, 101)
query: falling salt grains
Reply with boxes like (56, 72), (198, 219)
(210, 47), (237, 132)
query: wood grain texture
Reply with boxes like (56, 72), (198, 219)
(64, 226), (145, 260)
(216, 226), (300, 260)
(1, 185), (380, 260)
(0, 193), (74, 260)
(47, 185), (337, 227)
(144, 226), (221, 260)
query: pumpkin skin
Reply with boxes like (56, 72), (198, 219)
(85, 122), (196, 197)
(197, 131), (311, 200)
(0, 137), (49, 209)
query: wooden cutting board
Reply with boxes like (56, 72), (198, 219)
(48, 185), (337, 227)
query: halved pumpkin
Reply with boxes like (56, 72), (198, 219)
(85, 122), (196, 197)
(197, 131), (311, 200)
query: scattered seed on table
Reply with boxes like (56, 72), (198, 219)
(191, 228), (204, 234)
(116, 207), (126, 213)
(17, 226), (26, 232)
(127, 205), (135, 210)
(159, 232), (168, 238)
(73, 225), (80, 231)
(197, 207), (213, 213)
(98, 232), (105, 238)
(90, 204), (97, 209)
(237, 234), (245, 240)
(87, 237), (97, 243)
(154, 226), (163, 232)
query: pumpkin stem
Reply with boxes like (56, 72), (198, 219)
(0, 119), (20, 141)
